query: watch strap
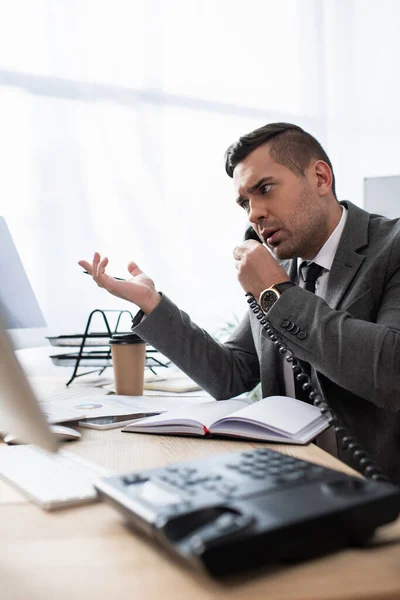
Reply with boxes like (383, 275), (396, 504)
(272, 281), (296, 294)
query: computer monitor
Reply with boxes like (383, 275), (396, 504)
(0, 217), (47, 348)
(0, 312), (57, 453)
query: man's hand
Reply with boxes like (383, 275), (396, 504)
(233, 240), (290, 297)
(78, 253), (161, 314)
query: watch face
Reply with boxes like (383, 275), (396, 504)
(260, 290), (279, 313)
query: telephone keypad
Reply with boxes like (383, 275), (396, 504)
(148, 448), (332, 504)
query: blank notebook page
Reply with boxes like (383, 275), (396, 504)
(221, 396), (325, 434)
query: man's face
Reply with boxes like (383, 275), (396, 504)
(233, 144), (331, 260)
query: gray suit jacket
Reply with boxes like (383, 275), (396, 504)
(134, 201), (400, 482)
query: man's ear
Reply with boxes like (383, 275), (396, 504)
(314, 160), (333, 196)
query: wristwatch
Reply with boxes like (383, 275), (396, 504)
(259, 282), (295, 314)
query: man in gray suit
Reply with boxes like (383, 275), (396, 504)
(79, 123), (400, 483)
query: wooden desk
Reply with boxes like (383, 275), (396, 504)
(1, 429), (400, 600)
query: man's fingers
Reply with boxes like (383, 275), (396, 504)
(96, 256), (109, 283)
(91, 252), (102, 284)
(79, 253), (139, 292)
(79, 253), (123, 291)
(93, 253), (101, 270)
(233, 240), (260, 261)
(78, 260), (92, 274)
(98, 256), (109, 275)
(233, 246), (244, 261)
(127, 261), (142, 277)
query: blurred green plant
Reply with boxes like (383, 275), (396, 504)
(213, 314), (241, 343)
(248, 382), (262, 403)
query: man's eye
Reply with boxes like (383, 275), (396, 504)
(240, 199), (250, 212)
(260, 184), (272, 194)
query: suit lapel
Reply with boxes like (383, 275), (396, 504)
(323, 201), (370, 309)
(280, 258), (297, 282)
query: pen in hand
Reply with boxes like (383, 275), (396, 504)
(82, 270), (126, 281)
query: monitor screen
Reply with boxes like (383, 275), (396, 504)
(0, 217), (46, 329)
(0, 312), (57, 452)
(0, 217), (47, 348)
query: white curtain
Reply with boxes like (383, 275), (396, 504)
(0, 0), (399, 339)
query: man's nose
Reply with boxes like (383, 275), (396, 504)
(248, 198), (269, 226)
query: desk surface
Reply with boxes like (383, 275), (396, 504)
(1, 425), (400, 600)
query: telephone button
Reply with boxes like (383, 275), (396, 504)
(297, 331), (307, 340)
(122, 474), (148, 485)
(286, 321), (296, 331)
(290, 325), (300, 335)
(281, 320), (290, 328)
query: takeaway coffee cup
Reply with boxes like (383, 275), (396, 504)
(110, 333), (146, 396)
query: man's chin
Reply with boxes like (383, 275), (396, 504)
(269, 244), (294, 261)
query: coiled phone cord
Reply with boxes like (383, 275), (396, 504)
(246, 293), (389, 483)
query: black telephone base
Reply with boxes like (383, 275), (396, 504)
(95, 447), (400, 578)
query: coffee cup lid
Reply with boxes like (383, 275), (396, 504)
(109, 333), (145, 345)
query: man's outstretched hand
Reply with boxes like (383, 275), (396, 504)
(78, 253), (161, 314)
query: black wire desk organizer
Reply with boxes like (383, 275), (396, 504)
(47, 309), (169, 386)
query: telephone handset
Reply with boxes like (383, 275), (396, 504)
(245, 292), (389, 483)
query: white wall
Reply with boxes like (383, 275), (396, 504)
(1, 0), (400, 339)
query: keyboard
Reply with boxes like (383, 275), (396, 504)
(95, 447), (400, 577)
(0, 445), (112, 510)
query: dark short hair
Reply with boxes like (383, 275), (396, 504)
(225, 122), (336, 198)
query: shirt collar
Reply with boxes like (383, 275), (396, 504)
(297, 205), (348, 273)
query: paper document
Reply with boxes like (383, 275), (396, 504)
(40, 394), (216, 424)
(102, 368), (208, 396)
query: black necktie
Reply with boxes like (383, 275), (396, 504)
(294, 262), (324, 402)
(301, 261), (324, 294)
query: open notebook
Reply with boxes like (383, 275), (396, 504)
(122, 395), (330, 444)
